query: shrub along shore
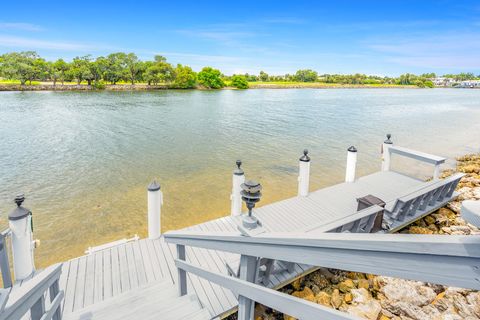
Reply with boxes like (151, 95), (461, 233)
(249, 154), (480, 320)
(4, 50), (476, 91)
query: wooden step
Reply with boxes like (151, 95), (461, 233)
(64, 279), (210, 320)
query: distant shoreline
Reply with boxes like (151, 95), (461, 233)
(1, 83), (474, 92)
(0, 83), (423, 91)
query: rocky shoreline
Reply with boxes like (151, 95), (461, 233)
(250, 154), (480, 320)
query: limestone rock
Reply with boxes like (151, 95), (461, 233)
(316, 291), (331, 307)
(408, 226), (433, 234)
(351, 288), (371, 304)
(344, 292), (353, 304)
(339, 279), (355, 293)
(357, 279), (370, 290)
(424, 215), (436, 225)
(346, 299), (382, 320)
(381, 278), (436, 306)
(292, 287), (315, 302)
(331, 289), (343, 309)
(291, 278), (302, 290)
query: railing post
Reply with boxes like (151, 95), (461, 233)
(147, 180), (162, 239)
(433, 164), (441, 180)
(297, 149), (310, 197)
(238, 254), (258, 320)
(0, 232), (12, 288)
(49, 279), (61, 320)
(345, 146), (357, 182)
(381, 134), (393, 171)
(177, 244), (187, 296)
(30, 294), (45, 320)
(9, 194), (35, 281)
(231, 160), (245, 216)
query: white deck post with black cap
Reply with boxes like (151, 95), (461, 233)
(8, 194), (35, 281)
(231, 160), (245, 216)
(297, 149), (310, 196)
(147, 180), (162, 239)
(382, 134), (393, 171)
(345, 146), (358, 182)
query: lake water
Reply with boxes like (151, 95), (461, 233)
(0, 89), (479, 267)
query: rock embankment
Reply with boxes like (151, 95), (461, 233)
(253, 154), (480, 320)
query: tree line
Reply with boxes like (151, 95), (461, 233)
(1, 51), (478, 89)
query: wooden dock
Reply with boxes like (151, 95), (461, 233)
(58, 170), (442, 319)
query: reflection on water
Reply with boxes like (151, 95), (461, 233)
(0, 89), (479, 267)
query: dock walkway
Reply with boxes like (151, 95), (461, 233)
(59, 170), (430, 319)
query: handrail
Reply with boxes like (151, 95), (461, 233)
(388, 145), (446, 165)
(1, 263), (63, 320)
(387, 145), (446, 180)
(0, 229), (12, 288)
(303, 204), (384, 233)
(175, 259), (356, 320)
(165, 231), (480, 290)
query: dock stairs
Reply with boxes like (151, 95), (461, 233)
(64, 279), (211, 320)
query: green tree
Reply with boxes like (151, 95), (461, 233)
(104, 52), (127, 84)
(144, 57), (175, 85)
(71, 55), (94, 85)
(52, 59), (69, 85)
(230, 74), (249, 89)
(259, 70), (269, 81)
(0, 51), (38, 85)
(173, 64), (197, 88)
(295, 69), (318, 82)
(197, 67), (224, 89)
(124, 53), (143, 85)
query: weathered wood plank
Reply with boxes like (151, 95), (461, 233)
(131, 241), (147, 287)
(103, 249), (112, 300)
(117, 244), (130, 293)
(94, 251), (103, 303)
(73, 256), (87, 311)
(139, 240), (156, 283)
(110, 246), (120, 297)
(83, 254), (95, 307)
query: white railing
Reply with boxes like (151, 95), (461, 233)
(1, 263), (63, 320)
(0, 229), (12, 289)
(164, 231), (480, 320)
(385, 145), (446, 180)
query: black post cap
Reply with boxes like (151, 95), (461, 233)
(9, 194), (31, 221)
(348, 146), (357, 153)
(384, 134), (393, 144)
(148, 180), (161, 191)
(299, 149), (311, 162)
(234, 160), (244, 176)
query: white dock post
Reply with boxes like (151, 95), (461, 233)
(298, 149), (311, 197)
(231, 160), (245, 216)
(345, 146), (357, 182)
(381, 134), (393, 171)
(8, 194), (35, 280)
(147, 180), (162, 239)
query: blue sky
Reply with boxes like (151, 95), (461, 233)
(0, 1), (479, 76)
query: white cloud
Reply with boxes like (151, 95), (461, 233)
(0, 35), (109, 51)
(0, 22), (44, 32)
(366, 32), (480, 70)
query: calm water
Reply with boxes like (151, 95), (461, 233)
(0, 89), (479, 266)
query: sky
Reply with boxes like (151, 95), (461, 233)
(0, 1), (479, 76)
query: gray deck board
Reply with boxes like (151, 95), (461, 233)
(58, 170), (440, 319)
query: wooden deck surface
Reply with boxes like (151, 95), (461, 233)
(59, 171), (425, 319)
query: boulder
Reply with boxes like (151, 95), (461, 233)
(331, 289), (343, 309)
(346, 299), (382, 320)
(357, 279), (370, 290)
(381, 278), (436, 306)
(292, 287), (315, 302)
(316, 291), (331, 307)
(339, 279), (355, 293)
